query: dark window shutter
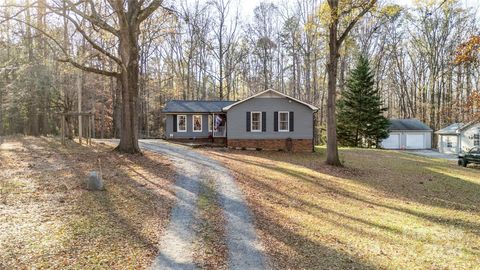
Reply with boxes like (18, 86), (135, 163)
(262, 112), (266, 132)
(173, 115), (177, 132)
(274, 112), (278, 132)
(246, 112), (251, 132)
(289, 111), (294, 131)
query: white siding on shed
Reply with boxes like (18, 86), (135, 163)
(438, 135), (458, 154)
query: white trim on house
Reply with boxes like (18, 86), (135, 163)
(177, 115), (187, 132)
(278, 111), (290, 132)
(223, 89), (318, 111)
(192, 114), (202, 132)
(436, 121), (480, 153)
(250, 111), (262, 132)
(208, 114), (213, 132)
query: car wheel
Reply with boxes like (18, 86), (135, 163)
(462, 159), (468, 167)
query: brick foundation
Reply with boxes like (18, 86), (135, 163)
(227, 139), (313, 152)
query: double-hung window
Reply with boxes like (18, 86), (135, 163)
(177, 115), (187, 132)
(193, 115), (202, 132)
(446, 137), (452, 148)
(278, 111), (289, 132)
(251, 112), (261, 132)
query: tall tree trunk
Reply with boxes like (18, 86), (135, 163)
(113, 77), (122, 138)
(116, 23), (141, 153)
(0, 82), (3, 142)
(326, 15), (341, 166)
(101, 82), (105, 139)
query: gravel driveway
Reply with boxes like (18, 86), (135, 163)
(141, 140), (269, 270)
(405, 149), (457, 161)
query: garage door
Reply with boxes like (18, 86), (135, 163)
(406, 134), (425, 149)
(382, 134), (400, 149)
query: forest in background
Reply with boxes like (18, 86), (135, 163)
(0, 0), (479, 144)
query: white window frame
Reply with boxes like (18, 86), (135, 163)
(250, 111), (262, 132)
(177, 115), (187, 132)
(192, 114), (202, 132)
(278, 111), (290, 132)
(474, 133), (480, 146)
(446, 137), (452, 148)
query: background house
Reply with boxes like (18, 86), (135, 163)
(163, 89), (318, 152)
(381, 119), (432, 150)
(436, 121), (480, 154)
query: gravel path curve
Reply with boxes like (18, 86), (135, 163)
(142, 140), (269, 270)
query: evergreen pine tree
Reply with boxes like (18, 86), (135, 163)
(337, 55), (390, 147)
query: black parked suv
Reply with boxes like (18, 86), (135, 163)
(458, 147), (480, 167)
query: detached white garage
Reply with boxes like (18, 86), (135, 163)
(381, 119), (432, 150)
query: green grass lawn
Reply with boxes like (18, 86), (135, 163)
(205, 147), (480, 270)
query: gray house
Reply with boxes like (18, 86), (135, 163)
(381, 119), (433, 149)
(163, 89), (318, 152)
(436, 121), (480, 154)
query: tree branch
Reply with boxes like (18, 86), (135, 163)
(60, 0), (119, 36)
(57, 58), (120, 77)
(0, 12), (120, 78)
(138, 0), (174, 23)
(337, 0), (377, 46)
(51, 8), (122, 65)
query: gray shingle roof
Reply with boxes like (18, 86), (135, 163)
(163, 100), (236, 113)
(435, 123), (463, 135)
(388, 119), (432, 131)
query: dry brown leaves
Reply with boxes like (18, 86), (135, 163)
(193, 178), (228, 270)
(201, 148), (480, 270)
(0, 136), (175, 269)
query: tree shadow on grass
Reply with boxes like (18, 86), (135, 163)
(213, 148), (480, 210)
(6, 136), (177, 268)
(203, 149), (480, 268)
(241, 195), (378, 269)
(206, 150), (480, 235)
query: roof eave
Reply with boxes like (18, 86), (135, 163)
(458, 120), (480, 131)
(162, 111), (225, 114)
(390, 129), (433, 132)
(435, 131), (459, 135)
(222, 89), (318, 111)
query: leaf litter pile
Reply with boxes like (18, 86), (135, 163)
(0, 136), (176, 269)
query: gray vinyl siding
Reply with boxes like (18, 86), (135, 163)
(226, 97), (314, 139)
(165, 114), (211, 139)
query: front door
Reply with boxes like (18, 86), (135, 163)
(212, 114), (227, 137)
